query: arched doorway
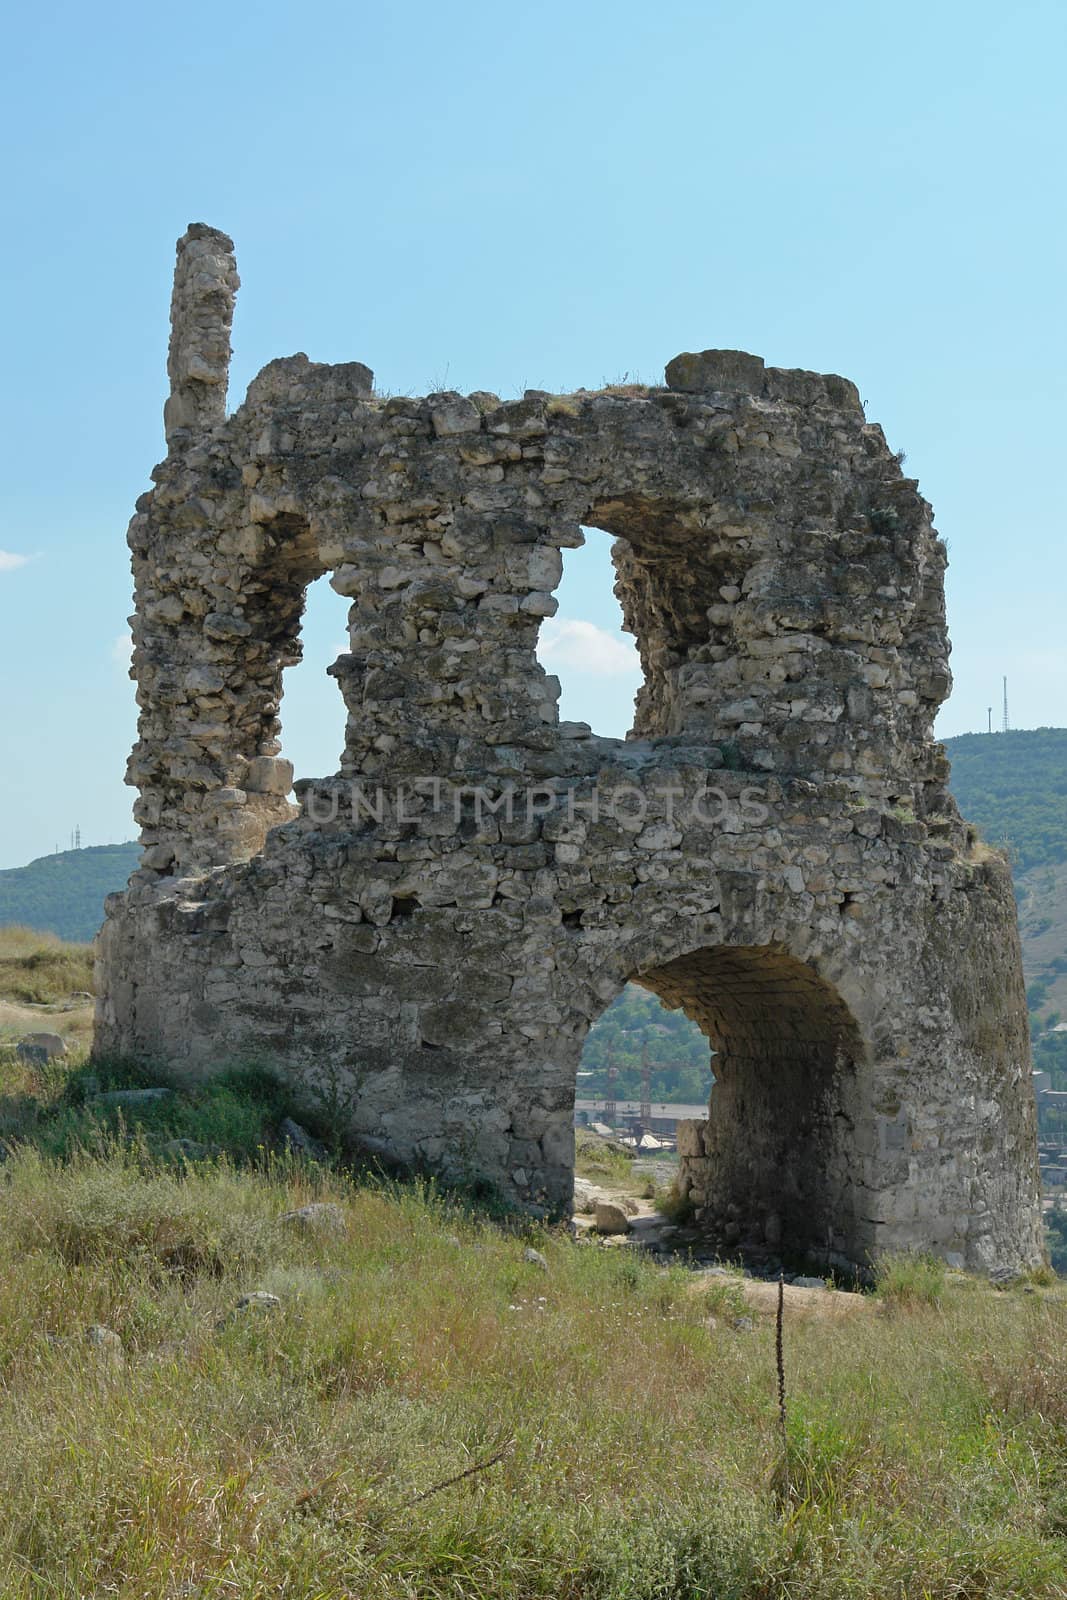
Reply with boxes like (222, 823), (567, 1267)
(629, 944), (866, 1267)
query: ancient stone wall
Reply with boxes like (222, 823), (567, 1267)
(95, 223), (1045, 1274)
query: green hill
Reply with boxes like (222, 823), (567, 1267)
(580, 983), (712, 1102)
(0, 843), (139, 942)
(943, 728), (1067, 875)
(944, 729), (1067, 1101)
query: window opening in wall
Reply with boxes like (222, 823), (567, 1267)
(536, 528), (641, 739)
(276, 573), (352, 788)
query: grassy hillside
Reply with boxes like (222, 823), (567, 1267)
(0, 1038), (1062, 1596)
(0, 926), (95, 1055)
(0, 842), (138, 942)
(1016, 860), (1067, 1033)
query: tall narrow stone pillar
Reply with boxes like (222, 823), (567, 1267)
(163, 223), (239, 445)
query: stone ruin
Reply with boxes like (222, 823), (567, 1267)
(96, 223), (1045, 1275)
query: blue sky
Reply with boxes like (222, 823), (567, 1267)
(1, 0), (1064, 869)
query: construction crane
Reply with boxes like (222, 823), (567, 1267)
(603, 1065), (619, 1125)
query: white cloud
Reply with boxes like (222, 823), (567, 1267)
(0, 550), (31, 573)
(111, 631), (133, 666)
(537, 618), (641, 678)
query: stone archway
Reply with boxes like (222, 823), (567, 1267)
(633, 944), (865, 1265)
(96, 223), (1046, 1278)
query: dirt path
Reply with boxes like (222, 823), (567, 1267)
(730, 1276), (872, 1322)
(0, 998), (93, 1049)
(575, 1153), (873, 1323)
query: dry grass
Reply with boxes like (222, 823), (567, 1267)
(0, 1135), (1059, 1597)
(0, 926), (94, 1080)
(977, 1301), (1067, 1433)
(0, 924), (94, 1006)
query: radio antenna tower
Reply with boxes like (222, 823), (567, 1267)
(1002, 677), (1010, 734)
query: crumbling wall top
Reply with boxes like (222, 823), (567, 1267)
(164, 223), (240, 444)
(128, 225), (957, 879)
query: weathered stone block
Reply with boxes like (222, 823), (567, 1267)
(675, 1119), (706, 1160)
(665, 349), (766, 395)
(245, 756), (294, 795)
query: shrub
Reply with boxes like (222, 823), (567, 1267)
(654, 1180), (696, 1225)
(874, 1249), (946, 1308)
(0, 1055), (318, 1168)
(1046, 1207), (1067, 1275)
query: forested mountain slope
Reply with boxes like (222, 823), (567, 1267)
(945, 729), (1067, 1091)
(0, 844), (139, 942)
(945, 729), (1067, 875)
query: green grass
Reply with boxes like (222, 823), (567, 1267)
(0, 1050), (303, 1164)
(0, 1056), (1060, 1595)
(873, 1249), (947, 1309)
(653, 1178), (696, 1224)
(0, 1143), (1060, 1597)
(0, 924), (94, 1005)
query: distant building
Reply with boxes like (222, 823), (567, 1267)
(575, 1098), (707, 1139)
